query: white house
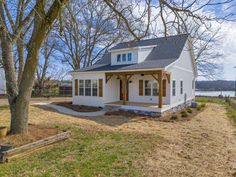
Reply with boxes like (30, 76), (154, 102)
(0, 68), (6, 96)
(71, 34), (197, 115)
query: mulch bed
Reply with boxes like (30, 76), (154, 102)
(52, 101), (102, 112)
(0, 124), (61, 148)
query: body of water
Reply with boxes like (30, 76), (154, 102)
(195, 91), (236, 97)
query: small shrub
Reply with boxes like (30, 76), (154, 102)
(196, 106), (201, 111)
(170, 114), (178, 120)
(186, 108), (192, 113)
(181, 110), (188, 117)
(201, 103), (206, 108)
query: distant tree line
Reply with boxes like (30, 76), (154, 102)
(196, 80), (236, 91)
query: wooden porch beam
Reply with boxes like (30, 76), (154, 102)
(158, 70), (163, 108)
(151, 74), (158, 81)
(122, 74), (127, 105)
(127, 74), (133, 81)
(105, 74), (113, 83)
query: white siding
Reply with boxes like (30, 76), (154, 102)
(167, 42), (195, 107)
(72, 72), (120, 107)
(137, 48), (153, 63)
(0, 68), (6, 95)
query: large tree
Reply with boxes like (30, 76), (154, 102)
(0, 0), (69, 134)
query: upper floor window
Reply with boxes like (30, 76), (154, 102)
(116, 53), (132, 63)
(117, 54), (121, 62)
(122, 54), (126, 62)
(127, 53), (132, 61)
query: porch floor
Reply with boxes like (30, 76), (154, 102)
(105, 101), (169, 109)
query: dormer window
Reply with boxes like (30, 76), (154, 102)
(127, 53), (132, 61)
(116, 52), (132, 64)
(122, 54), (126, 62)
(117, 54), (121, 62)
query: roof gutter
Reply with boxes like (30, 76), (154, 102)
(109, 45), (157, 52)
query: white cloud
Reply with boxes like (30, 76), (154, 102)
(219, 22), (236, 65)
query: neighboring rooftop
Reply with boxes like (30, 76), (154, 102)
(75, 34), (189, 72)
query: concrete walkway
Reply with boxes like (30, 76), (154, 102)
(33, 103), (108, 117)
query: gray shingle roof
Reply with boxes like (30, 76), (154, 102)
(75, 34), (189, 72)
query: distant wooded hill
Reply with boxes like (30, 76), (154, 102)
(196, 80), (236, 91)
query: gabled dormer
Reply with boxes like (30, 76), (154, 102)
(109, 45), (157, 65)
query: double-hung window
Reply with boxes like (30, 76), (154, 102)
(152, 81), (158, 96)
(145, 80), (152, 96)
(92, 80), (98, 96)
(144, 80), (159, 96)
(85, 80), (91, 96)
(180, 81), (183, 94)
(79, 80), (84, 96)
(127, 53), (132, 61)
(172, 80), (176, 96)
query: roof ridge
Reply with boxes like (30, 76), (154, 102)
(116, 33), (189, 46)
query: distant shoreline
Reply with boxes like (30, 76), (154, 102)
(195, 90), (235, 97)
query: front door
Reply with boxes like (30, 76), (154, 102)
(120, 80), (129, 100)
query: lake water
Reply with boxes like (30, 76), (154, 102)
(195, 91), (235, 97)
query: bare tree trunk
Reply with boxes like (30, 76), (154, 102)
(10, 97), (29, 134)
(17, 35), (24, 86)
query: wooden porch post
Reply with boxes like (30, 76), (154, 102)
(158, 71), (163, 108)
(122, 74), (127, 105)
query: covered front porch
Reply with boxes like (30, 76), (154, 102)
(105, 69), (171, 112)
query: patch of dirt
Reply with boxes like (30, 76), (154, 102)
(0, 124), (61, 147)
(52, 101), (102, 112)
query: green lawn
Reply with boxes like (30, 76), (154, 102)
(196, 96), (236, 125)
(0, 127), (162, 177)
